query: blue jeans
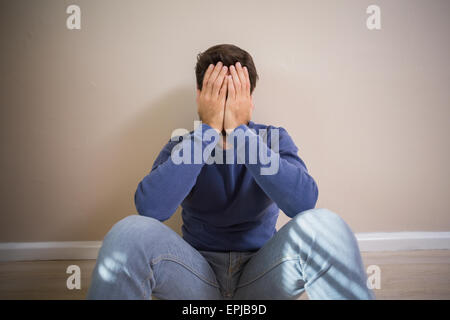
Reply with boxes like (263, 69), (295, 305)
(87, 208), (375, 300)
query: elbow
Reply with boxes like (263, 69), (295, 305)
(135, 201), (171, 222)
(134, 188), (172, 221)
(285, 179), (319, 218)
(134, 192), (148, 217)
(137, 208), (170, 222)
(134, 185), (146, 216)
(310, 180), (319, 208)
(134, 188), (156, 219)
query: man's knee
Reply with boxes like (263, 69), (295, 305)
(290, 208), (357, 243)
(101, 215), (166, 252)
(293, 208), (346, 227)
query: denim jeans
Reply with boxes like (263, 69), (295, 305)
(87, 208), (375, 300)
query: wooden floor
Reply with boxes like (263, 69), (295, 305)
(0, 250), (449, 300)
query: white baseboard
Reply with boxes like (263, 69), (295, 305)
(0, 241), (102, 262)
(0, 232), (449, 262)
(355, 232), (450, 252)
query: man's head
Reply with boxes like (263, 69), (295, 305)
(195, 44), (258, 94)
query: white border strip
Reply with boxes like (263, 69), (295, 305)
(356, 232), (450, 252)
(0, 241), (102, 262)
(0, 232), (449, 262)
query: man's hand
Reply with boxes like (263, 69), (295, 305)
(196, 61), (228, 132)
(224, 62), (254, 134)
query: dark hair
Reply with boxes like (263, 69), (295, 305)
(195, 44), (258, 94)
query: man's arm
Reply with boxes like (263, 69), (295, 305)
(224, 62), (318, 217)
(232, 125), (319, 218)
(135, 61), (228, 220)
(134, 124), (218, 221)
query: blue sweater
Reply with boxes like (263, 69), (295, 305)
(134, 121), (318, 252)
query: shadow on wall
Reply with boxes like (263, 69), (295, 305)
(84, 85), (198, 240)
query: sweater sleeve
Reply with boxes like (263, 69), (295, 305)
(134, 123), (219, 221)
(232, 125), (319, 218)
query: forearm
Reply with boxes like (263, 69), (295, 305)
(234, 125), (318, 217)
(135, 158), (203, 221)
(246, 157), (319, 217)
(135, 124), (219, 220)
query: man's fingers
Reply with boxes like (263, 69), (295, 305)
(227, 75), (236, 100)
(218, 73), (228, 102)
(204, 61), (223, 95)
(243, 66), (251, 95)
(235, 62), (247, 93)
(202, 64), (214, 91)
(212, 65), (228, 97)
(229, 65), (241, 92)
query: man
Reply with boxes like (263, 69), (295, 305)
(87, 44), (374, 300)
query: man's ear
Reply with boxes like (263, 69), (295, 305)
(251, 95), (255, 110)
(196, 89), (200, 103)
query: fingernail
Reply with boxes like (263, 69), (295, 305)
(236, 62), (241, 67)
(222, 66), (227, 71)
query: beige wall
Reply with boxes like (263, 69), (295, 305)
(0, 0), (449, 242)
